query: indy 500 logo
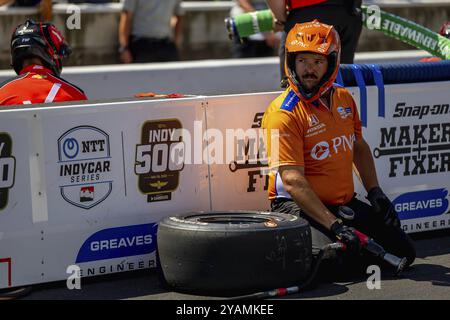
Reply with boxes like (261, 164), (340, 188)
(135, 119), (184, 202)
(58, 126), (113, 209)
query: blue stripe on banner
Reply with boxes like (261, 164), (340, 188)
(350, 65), (367, 127)
(368, 64), (385, 118)
(335, 69), (344, 86)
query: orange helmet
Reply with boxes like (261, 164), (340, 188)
(285, 20), (341, 103)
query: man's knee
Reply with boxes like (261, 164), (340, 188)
(385, 228), (416, 267)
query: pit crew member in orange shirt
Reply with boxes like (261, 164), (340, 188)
(263, 21), (416, 274)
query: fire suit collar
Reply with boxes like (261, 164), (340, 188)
(19, 64), (55, 76)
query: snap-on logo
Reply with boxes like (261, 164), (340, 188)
(311, 141), (330, 160)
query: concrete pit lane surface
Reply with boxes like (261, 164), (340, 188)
(18, 229), (450, 300)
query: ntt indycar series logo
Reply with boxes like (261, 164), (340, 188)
(0, 133), (15, 210)
(393, 189), (449, 220)
(58, 126), (113, 209)
(76, 223), (157, 263)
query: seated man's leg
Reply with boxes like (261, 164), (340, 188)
(271, 198), (358, 281)
(271, 198), (334, 257)
(344, 197), (416, 267)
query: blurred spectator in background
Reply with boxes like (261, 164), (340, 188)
(66, 0), (115, 3)
(420, 21), (450, 62)
(0, 20), (87, 105)
(230, 0), (279, 58)
(440, 21), (450, 38)
(267, 0), (363, 82)
(118, 0), (184, 63)
(0, 0), (41, 5)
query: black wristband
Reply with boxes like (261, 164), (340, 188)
(330, 219), (343, 235)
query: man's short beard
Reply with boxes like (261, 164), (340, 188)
(300, 83), (317, 94)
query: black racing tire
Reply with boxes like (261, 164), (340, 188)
(157, 211), (312, 295)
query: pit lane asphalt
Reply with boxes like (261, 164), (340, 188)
(22, 229), (450, 300)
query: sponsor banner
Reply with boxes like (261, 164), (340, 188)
(393, 188), (449, 220)
(207, 94), (276, 210)
(57, 126), (113, 209)
(0, 258), (12, 288)
(134, 119), (184, 203)
(354, 82), (450, 232)
(400, 215), (450, 233)
(0, 115), (40, 289)
(364, 83), (450, 186)
(76, 223), (157, 263)
(76, 256), (157, 278)
(389, 186), (450, 233)
(0, 133), (16, 210)
(1, 86), (449, 290)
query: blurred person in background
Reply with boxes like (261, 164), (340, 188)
(420, 21), (450, 62)
(0, 0), (40, 5)
(0, 20), (87, 106)
(118, 0), (184, 63)
(230, 0), (280, 58)
(267, 0), (363, 84)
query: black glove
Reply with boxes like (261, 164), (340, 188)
(367, 186), (401, 228)
(330, 220), (362, 256)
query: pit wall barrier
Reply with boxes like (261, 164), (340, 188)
(0, 61), (449, 289)
(0, 51), (435, 100)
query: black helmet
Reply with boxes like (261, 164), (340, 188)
(10, 19), (72, 76)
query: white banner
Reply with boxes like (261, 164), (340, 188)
(358, 81), (450, 233)
(0, 97), (210, 288)
(0, 80), (449, 289)
(206, 93), (277, 211)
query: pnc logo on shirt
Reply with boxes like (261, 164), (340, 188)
(310, 141), (330, 160)
(310, 133), (356, 161)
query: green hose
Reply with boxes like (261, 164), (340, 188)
(225, 6), (450, 60)
(361, 5), (450, 60)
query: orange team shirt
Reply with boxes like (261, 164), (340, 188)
(0, 64), (87, 106)
(262, 85), (362, 205)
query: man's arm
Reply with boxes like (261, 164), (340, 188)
(353, 138), (379, 192)
(266, 0), (287, 22)
(266, 0), (287, 31)
(238, 0), (255, 12)
(118, 10), (133, 63)
(354, 138), (401, 227)
(0, 0), (14, 6)
(172, 0), (184, 51)
(279, 165), (339, 230)
(172, 15), (183, 49)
